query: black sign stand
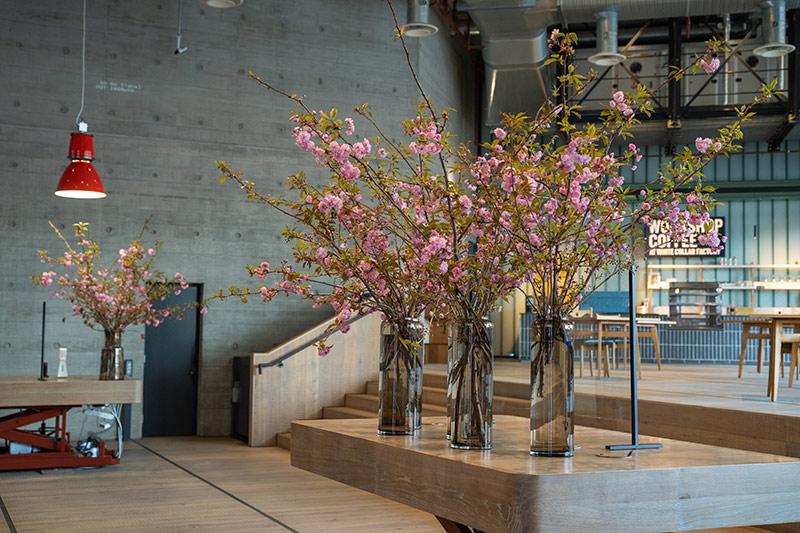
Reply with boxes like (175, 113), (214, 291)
(605, 270), (663, 451)
(39, 301), (47, 381)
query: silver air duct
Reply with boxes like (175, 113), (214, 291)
(588, 10), (626, 65)
(403, 0), (439, 38)
(754, 0), (796, 57)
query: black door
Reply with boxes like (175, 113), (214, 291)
(142, 284), (201, 437)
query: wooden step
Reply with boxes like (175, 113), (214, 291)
(423, 371), (447, 389)
(362, 384), (526, 417)
(494, 395), (529, 417)
(322, 405), (376, 419)
(366, 380), (449, 404)
(345, 393), (380, 413)
(423, 367), (530, 400)
(276, 431), (291, 451)
(372, 371), (531, 402)
(345, 393), (447, 416)
(422, 386), (447, 406)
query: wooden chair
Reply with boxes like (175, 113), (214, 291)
(738, 319), (794, 380)
(789, 342), (800, 388)
(635, 325), (663, 370)
(570, 313), (626, 378)
(781, 328), (800, 388)
(575, 337), (622, 378)
(738, 320), (772, 378)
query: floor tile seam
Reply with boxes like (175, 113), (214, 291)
(0, 493), (16, 533)
(132, 440), (299, 533)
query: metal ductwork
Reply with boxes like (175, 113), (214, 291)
(559, 0), (800, 21)
(588, 10), (626, 65)
(754, 0), (796, 56)
(459, 0), (559, 125)
(461, 0), (800, 127)
(403, 0), (439, 37)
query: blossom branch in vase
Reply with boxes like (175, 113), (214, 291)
(32, 220), (201, 379)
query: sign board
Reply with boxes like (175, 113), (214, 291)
(645, 217), (725, 257)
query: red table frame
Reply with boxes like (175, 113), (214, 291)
(0, 406), (119, 470)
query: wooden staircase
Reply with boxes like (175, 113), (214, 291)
(276, 367), (529, 450)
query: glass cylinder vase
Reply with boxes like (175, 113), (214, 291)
(530, 316), (574, 457)
(378, 318), (424, 435)
(448, 318), (494, 450)
(99, 329), (125, 381)
(412, 346), (423, 430)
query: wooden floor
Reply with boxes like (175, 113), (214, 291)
(0, 437), (442, 533)
(0, 435), (783, 533)
(1, 362), (796, 533)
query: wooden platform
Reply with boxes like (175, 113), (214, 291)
(291, 416), (800, 533)
(0, 376), (143, 408)
(479, 361), (800, 458)
(283, 362), (800, 458)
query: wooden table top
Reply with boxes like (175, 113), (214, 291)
(0, 376), (143, 408)
(573, 314), (676, 327)
(751, 313), (800, 320)
(291, 415), (800, 533)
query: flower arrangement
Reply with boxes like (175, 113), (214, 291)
(214, 6), (527, 357)
(213, 4), (776, 450)
(466, 31), (774, 322)
(215, 17), (774, 354)
(33, 221), (198, 335)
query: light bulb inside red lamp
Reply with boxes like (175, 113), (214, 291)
(55, 129), (106, 199)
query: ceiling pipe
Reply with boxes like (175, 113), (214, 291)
(723, 14), (732, 105)
(754, 0), (796, 57)
(588, 10), (626, 65)
(573, 21), (752, 46)
(561, 0), (800, 22)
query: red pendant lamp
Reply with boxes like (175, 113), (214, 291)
(55, 123), (105, 199)
(55, 0), (106, 199)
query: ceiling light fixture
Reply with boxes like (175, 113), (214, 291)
(754, 0), (795, 58)
(402, 0), (438, 38)
(588, 10), (626, 66)
(55, 0), (105, 199)
(200, 0), (243, 8)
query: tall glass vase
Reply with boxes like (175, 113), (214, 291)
(448, 318), (494, 449)
(99, 329), (125, 381)
(378, 318), (424, 435)
(412, 346), (423, 430)
(530, 316), (574, 456)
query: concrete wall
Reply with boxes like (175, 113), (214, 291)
(0, 0), (475, 437)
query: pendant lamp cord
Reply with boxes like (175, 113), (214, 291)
(75, 0), (87, 127)
(178, 0), (184, 40)
(175, 0), (188, 54)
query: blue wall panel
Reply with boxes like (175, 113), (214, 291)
(605, 142), (800, 309)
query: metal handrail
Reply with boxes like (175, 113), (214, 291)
(257, 313), (371, 374)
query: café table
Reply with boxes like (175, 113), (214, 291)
(0, 376), (142, 470)
(573, 314), (675, 376)
(750, 313), (800, 401)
